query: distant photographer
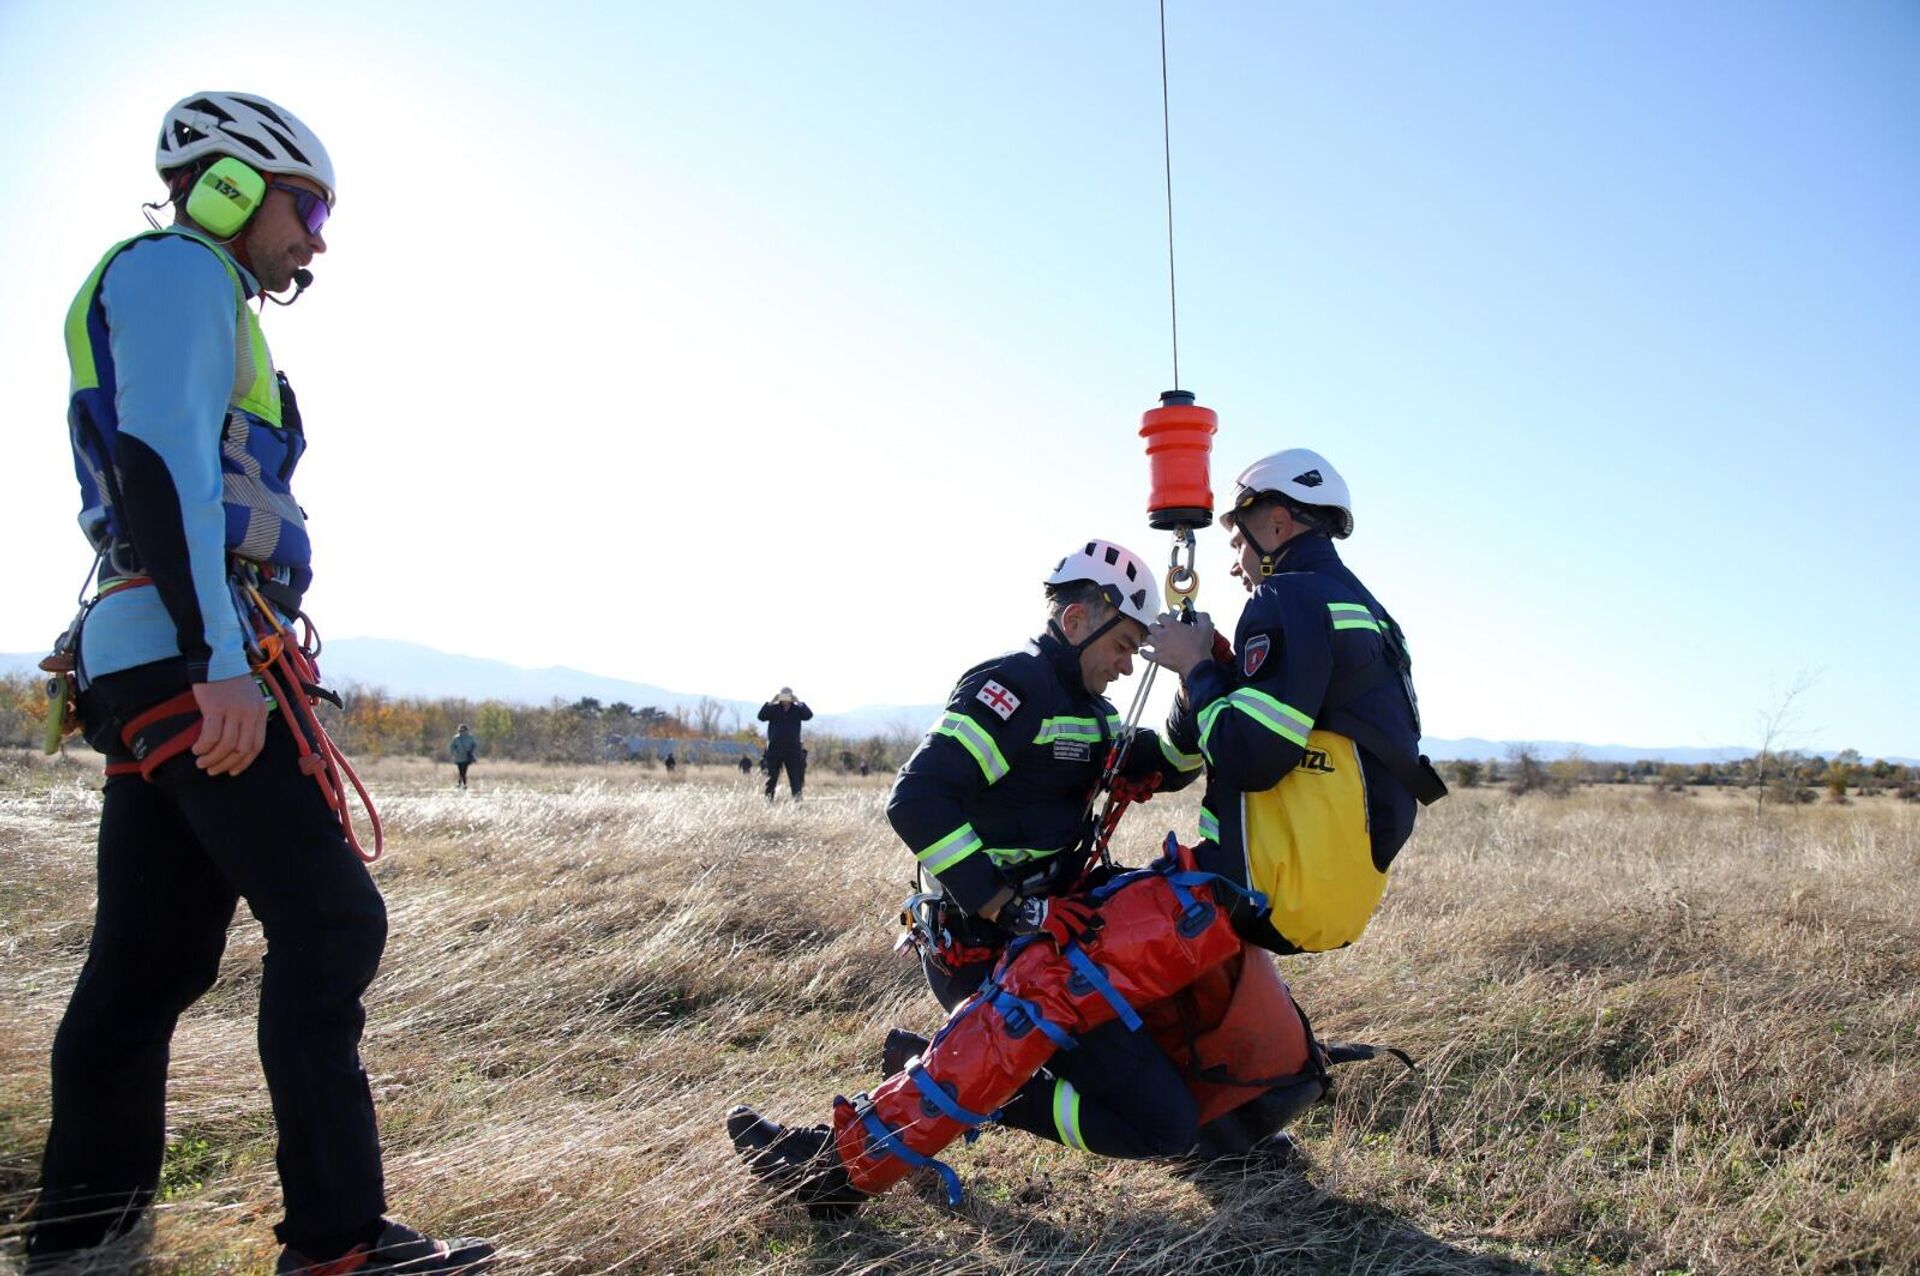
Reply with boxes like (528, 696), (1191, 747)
(758, 687), (812, 800)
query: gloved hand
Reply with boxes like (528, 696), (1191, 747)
(1001, 894), (1103, 948)
(1108, 772), (1162, 806)
(1144, 611), (1217, 676)
(1211, 632), (1235, 666)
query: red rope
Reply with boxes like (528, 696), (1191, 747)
(89, 574), (382, 862)
(244, 586), (382, 862)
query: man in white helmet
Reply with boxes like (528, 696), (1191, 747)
(27, 94), (492, 1273)
(726, 540), (1210, 1211)
(1145, 448), (1446, 958)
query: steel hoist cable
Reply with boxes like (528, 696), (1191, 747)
(1077, 2), (1219, 874)
(1159, 0), (1181, 392)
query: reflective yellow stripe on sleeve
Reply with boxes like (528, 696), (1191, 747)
(1328, 601), (1382, 633)
(916, 823), (985, 875)
(1197, 688), (1314, 762)
(934, 712), (1011, 784)
(1158, 731), (1202, 773)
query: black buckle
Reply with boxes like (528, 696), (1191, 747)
(1176, 900), (1216, 938)
(919, 1075), (961, 1119)
(1000, 1002), (1033, 1038)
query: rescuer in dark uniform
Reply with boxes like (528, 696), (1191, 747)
(758, 688), (812, 800)
(729, 539), (1210, 1182)
(1147, 448), (1446, 956)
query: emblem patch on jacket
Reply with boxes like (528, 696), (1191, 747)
(1053, 739), (1091, 762)
(976, 680), (1021, 720)
(1242, 634), (1271, 678)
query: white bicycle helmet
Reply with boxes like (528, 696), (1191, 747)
(156, 92), (336, 203)
(1219, 448), (1353, 539)
(1045, 539), (1161, 627)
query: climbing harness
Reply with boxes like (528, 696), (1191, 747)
(38, 552), (118, 756)
(68, 562), (383, 862)
(894, 890), (1001, 977)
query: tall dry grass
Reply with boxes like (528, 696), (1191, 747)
(1, 752), (1915, 1274)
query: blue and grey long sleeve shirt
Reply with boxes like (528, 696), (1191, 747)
(73, 230), (263, 684)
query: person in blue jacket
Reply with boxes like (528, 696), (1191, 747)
(27, 92), (491, 1274)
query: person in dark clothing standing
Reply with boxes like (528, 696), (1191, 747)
(448, 724), (477, 789)
(27, 93), (491, 1273)
(738, 754), (753, 776)
(758, 687), (812, 800)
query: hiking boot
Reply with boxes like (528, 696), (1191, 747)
(725, 1105), (867, 1218)
(1242, 1130), (1302, 1170)
(1174, 1130), (1304, 1185)
(879, 1028), (930, 1078)
(275, 1220), (494, 1274)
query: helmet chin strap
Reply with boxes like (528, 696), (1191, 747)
(1236, 502), (1318, 577)
(1048, 611), (1125, 656)
(1236, 513), (1289, 578)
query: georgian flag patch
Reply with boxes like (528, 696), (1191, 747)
(1242, 634), (1272, 678)
(975, 680), (1021, 720)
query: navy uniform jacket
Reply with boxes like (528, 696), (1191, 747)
(1165, 534), (1430, 934)
(888, 630), (1202, 917)
(758, 701), (812, 754)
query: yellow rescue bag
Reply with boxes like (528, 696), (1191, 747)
(1242, 728), (1383, 951)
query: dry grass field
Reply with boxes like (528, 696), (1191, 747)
(2, 751), (1916, 1274)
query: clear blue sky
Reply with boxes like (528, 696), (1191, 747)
(2, 2), (1915, 758)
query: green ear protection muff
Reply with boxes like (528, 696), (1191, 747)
(185, 156), (267, 239)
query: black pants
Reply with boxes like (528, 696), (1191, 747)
(30, 662), (389, 1256)
(921, 954), (1198, 1159)
(455, 760), (471, 787)
(764, 748), (805, 799)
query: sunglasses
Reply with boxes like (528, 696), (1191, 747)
(267, 181), (331, 235)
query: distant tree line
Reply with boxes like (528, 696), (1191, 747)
(1, 675), (918, 773)
(1446, 745), (1917, 804)
(5, 673), (1907, 799)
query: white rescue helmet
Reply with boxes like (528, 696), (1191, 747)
(156, 92), (337, 204)
(1045, 540), (1161, 628)
(1219, 448), (1354, 539)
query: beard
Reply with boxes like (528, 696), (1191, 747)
(240, 228), (300, 293)
(255, 253), (298, 293)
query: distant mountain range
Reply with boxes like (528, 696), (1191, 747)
(5, 640), (1910, 764)
(0, 639), (942, 742)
